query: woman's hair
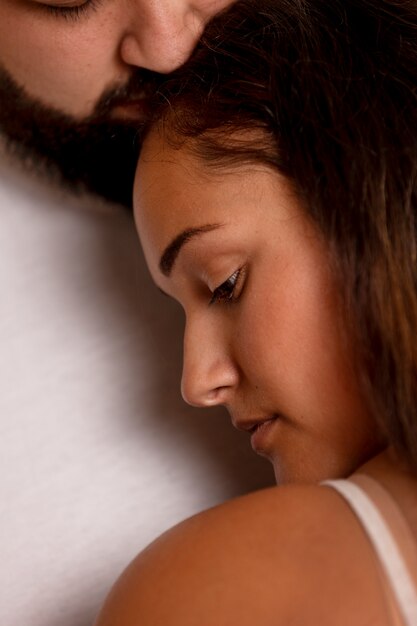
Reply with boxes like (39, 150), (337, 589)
(144, 0), (417, 473)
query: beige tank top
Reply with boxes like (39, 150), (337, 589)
(322, 474), (417, 626)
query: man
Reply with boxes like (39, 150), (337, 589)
(0, 0), (233, 205)
(0, 2), (273, 625)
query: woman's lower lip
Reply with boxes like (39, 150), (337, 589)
(250, 417), (279, 454)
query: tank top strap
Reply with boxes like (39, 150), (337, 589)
(322, 474), (417, 626)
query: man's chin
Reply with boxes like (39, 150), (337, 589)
(0, 64), (152, 208)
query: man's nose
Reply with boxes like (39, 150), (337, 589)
(180, 315), (238, 408)
(120, 1), (209, 73)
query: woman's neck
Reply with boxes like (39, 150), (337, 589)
(354, 446), (417, 541)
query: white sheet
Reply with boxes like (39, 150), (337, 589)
(0, 150), (273, 626)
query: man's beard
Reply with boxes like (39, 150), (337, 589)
(0, 65), (161, 207)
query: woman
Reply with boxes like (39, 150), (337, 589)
(96, 1), (417, 623)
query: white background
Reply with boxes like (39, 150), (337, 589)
(0, 149), (273, 626)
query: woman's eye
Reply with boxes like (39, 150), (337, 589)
(40, 0), (101, 20)
(209, 268), (245, 305)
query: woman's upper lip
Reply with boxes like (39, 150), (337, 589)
(231, 415), (278, 433)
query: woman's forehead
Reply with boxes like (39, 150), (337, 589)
(135, 139), (218, 276)
(134, 128), (309, 278)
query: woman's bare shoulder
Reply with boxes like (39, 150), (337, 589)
(95, 484), (387, 626)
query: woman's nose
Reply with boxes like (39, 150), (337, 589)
(180, 317), (238, 407)
(120, 1), (209, 73)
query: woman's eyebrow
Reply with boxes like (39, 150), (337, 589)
(159, 223), (222, 276)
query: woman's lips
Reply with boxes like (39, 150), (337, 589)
(249, 417), (279, 454)
(233, 415), (280, 455)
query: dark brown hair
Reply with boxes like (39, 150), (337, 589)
(144, 0), (417, 473)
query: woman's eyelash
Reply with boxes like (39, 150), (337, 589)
(42, 0), (101, 20)
(209, 268), (244, 305)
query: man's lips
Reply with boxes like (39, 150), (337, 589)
(109, 97), (150, 121)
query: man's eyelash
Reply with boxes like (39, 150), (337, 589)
(209, 268), (244, 305)
(42, 0), (101, 20)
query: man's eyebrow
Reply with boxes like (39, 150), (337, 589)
(159, 223), (222, 276)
